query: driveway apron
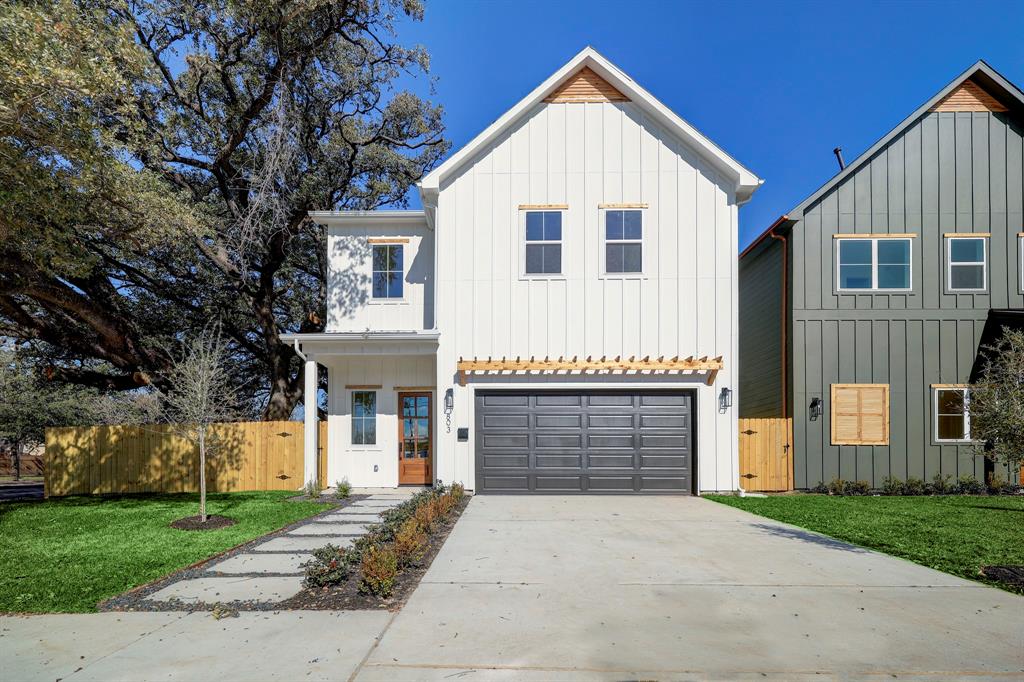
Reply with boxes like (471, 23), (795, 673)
(358, 495), (1024, 680)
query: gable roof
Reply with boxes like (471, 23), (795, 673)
(787, 60), (1024, 220)
(418, 47), (762, 205)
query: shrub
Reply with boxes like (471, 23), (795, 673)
(954, 473), (985, 495)
(927, 473), (953, 495)
(392, 517), (429, 567)
(437, 492), (457, 516)
(825, 477), (845, 496)
(413, 497), (440, 532)
(810, 481), (829, 494)
(903, 477), (925, 496)
(335, 477), (352, 499)
(359, 544), (398, 597)
(450, 482), (465, 502)
(881, 476), (904, 496)
(302, 479), (321, 498)
(842, 480), (871, 496)
(303, 544), (359, 588)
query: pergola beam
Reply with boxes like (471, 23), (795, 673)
(456, 355), (724, 386)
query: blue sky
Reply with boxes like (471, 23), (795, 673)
(396, 0), (1024, 248)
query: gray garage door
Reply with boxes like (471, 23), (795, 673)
(474, 390), (694, 494)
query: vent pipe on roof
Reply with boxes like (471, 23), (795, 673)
(833, 147), (846, 170)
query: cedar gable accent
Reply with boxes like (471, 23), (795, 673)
(930, 79), (1009, 112)
(544, 67), (629, 103)
(831, 384), (890, 446)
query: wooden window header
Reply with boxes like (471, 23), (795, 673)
(367, 238), (410, 244)
(831, 383), (890, 446)
(518, 204), (568, 211)
(599, 203), (649, 209)
(833, 233), (917, 239)
(345, 384), (382, 390)
(931, 383), (969, 388)
(393, 386), (435, 392)
(944, 232), (990, 238)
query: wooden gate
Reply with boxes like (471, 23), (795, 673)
(738, 418), (793, 491)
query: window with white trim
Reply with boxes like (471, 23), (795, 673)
(371, 244), (403, 299)
(524, 211), (562, 275)
(605, 209), (642, 274)
(934, 386), (971, 442)
(836, 238), (912, 291)
(946, 237), (987, 292)
(351, 391), (377, 445)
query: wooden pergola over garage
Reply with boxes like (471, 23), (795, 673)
(456, 355), (724, 386)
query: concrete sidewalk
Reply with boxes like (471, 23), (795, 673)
(3, 495), (1022, 681)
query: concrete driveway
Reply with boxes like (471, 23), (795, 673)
(4, 495), (1022, 681)
(360, 495), (1024, 680)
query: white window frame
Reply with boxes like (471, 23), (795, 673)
(521, 209), (565, 279)
(370, 243), (405, 302)
(835, 237), (913, 293)
(350, 389), (379, 448)
(1018, 234), (1024, 293)
(945, 236), (988, 293)
(600, 207), (646, 278)
(932, 385), (972, 444)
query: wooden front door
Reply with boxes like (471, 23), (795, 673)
(398, 392), (432, 485)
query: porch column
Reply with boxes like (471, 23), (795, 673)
(303, 356), (318, 488)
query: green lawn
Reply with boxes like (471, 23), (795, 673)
(707, 494), (1024, 593)
(0, 492), (331, 613)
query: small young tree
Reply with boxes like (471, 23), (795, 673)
(160, 325), (240, 522)
(0, 348), (98, 479)
(969, 327), (1024, 475)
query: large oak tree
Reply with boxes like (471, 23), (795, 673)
(0, 0), (447, 419)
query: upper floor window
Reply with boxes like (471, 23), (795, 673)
(946, 236), (987, 292)
(836, 237), (911, 292)
(605, 210), (642, 274)
(351, 391), (377, 445)
(524, 211), (562, 275)
(933, 386), (971, 442)
(372, 244), (403, 299)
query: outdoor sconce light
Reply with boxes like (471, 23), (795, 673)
(718, 387), (733, 412)
(809, 397), (823, 421)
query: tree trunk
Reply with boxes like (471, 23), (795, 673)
(198, 427), (207, 523)
(13, 440), (20, 482)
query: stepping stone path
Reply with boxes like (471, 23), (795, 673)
(142, 491), (418, 608)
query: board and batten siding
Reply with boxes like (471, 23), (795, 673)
(326, 224), (434, 332)
(738, 237), (785, 418)
(433, 100), (741, 492)
(791, 109), (1024, 488)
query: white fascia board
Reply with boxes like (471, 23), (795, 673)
(307, 210), (427, 228)
(419, 46), (762, 198)
(282, 331), (440, 342)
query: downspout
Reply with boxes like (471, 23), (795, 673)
(292, 339), (307, 362)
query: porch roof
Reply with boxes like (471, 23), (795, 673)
(282, 330), (439, 357)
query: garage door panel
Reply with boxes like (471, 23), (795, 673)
(535, 454), (583, 468)
(476, 390), (693, 494)
(483, 414), (529, 428)
(482, 434), (529, 448)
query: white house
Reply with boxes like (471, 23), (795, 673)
(283, 47), (761, 494)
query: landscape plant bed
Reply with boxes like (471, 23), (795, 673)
(279, 493), (469, 611)
(169, 514), (238, 530)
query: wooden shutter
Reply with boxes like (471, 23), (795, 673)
(831, 384), (889, 445)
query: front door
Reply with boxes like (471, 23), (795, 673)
(398, 392), (432, 485)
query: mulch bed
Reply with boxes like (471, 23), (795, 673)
(277, 495), (470, 612)
(169, 514), (237, 530)
(980, 565), (1024, 590)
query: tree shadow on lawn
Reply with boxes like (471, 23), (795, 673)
(750, 523), (870, 553)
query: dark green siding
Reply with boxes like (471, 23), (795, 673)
(738, 237), (785, 418)
(789, 110), (1024, 488)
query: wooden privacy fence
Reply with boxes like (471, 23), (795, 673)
(738, 418), (794, 492)
(45, 421), (329, 497)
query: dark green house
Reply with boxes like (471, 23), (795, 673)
(739, 61), (1024, 489)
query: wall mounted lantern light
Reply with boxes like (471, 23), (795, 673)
(809, 397), (823, 421)
(718, 387), (733, 412)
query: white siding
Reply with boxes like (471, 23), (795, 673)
(433, 101), (740, 492)
(326, 224), (434, 332)
(324, 355), (435, 487)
